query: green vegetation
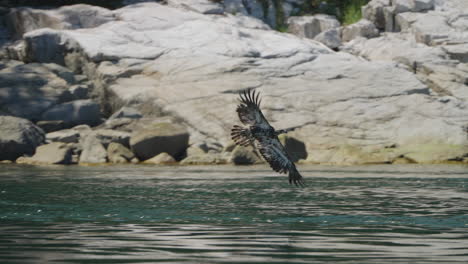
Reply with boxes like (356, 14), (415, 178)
(342, 0), (368, 25)
(281, 0), (370, 28)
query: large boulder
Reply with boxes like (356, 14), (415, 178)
(130, 122), (189, 161)
(17, 142), (73, 165)
(0, 60), (76, 121)
(314, 28), (342, 50)
(78, 134), (107, 164)
(362, 0), (390, 30)
(0, 116), (45, 161)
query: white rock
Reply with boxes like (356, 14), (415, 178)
(442, 44), (468, 63)
(107, 142), (135, 163)
(22, 142), (73, 165)
(19, 3), (468, 164)
(144, 152), (176, 164)
(79, 134), (107, 164)
(287, 14), (340, 39)
(168, 0), (224, 15)
(314, 28), (341, 49)
(342, 19), (380, 42)
(5, 5), (115, 38)
(46, 129), (80, 143)
(362, 0), (390, 30)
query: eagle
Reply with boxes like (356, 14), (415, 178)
(231, 89), (305, 186)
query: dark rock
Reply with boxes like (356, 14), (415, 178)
(279, 134), (308, 162)
(229, 145), (262, 165)
(36, 120), (66, 133)
(41, 99), (102, 127)
(0, 116), (45, 161)
(130, 122), (189, 161)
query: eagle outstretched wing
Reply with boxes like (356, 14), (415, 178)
(231, 89), (304, 186)
(236, 89), (272, 130)
(255, 136), (304, 186)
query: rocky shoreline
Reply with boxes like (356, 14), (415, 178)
(1, 0), (468, 166)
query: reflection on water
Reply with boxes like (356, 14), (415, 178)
(0, 164), (467, 263)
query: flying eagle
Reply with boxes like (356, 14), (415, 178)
(231, 89), (305, 186)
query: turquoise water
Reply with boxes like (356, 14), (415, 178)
(0, 164), (467, 263)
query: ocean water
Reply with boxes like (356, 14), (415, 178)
(0, 164), (467, 263)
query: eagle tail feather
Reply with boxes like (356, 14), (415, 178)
(289, 167), (305, 187)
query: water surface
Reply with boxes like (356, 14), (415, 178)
(1, 164), (467, 263)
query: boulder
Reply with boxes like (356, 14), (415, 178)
(0, 116), (45, 161)
(79, 134), (107, 164)
(314, 28), (341, 49)
(41, 99), (102, 127)
(342, 19), (379, 42)
(287, 14), (340, 39)
(107, 142), (136, 163)
(130, 122), (189, 161)
(362, 0), (390, 30)
(144, 152), (176, 164)
(362, 0), (434, 31)
(46, 129), (80, 143)
(0, 60), (76, 121)
(17, 142), (73, 165)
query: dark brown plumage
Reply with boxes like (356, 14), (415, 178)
(231, 89), (304, 186)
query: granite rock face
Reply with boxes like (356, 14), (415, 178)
(3, 1), (468, 164)
(5, 4), (115, 39)
(287, 14), (340, 39)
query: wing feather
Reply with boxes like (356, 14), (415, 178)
(236, 89), (271, 130)
(255, 136), (293, 174)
